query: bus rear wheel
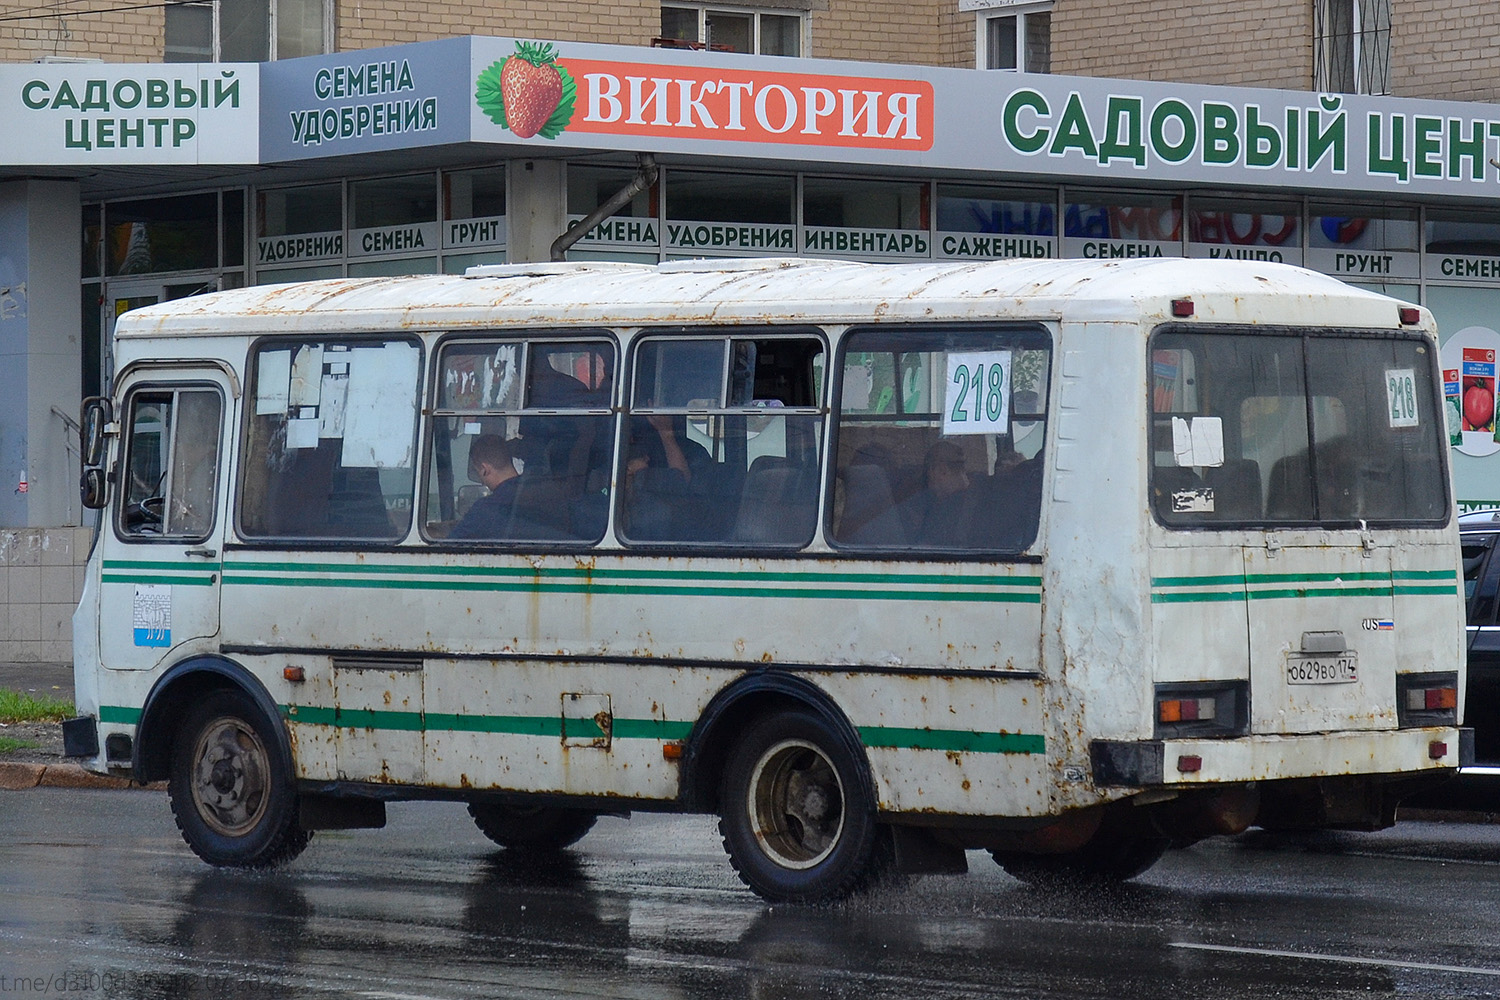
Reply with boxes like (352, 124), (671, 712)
(168, 689), (311, 868)
(717, 709), (885, 904)
(467, 802), (598, 850)
(991, 834), (1168, 887)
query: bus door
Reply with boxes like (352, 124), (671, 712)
(98, 369), (231, 670)
(1242, 539), (1395, 735)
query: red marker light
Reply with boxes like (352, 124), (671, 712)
(1171, 299), (1194, 318)
(1177, 755), (1203, 773)
(1429, 741), (1448, 760)
(1399, 306), (1421, 325)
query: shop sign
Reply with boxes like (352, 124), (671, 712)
(261, 36), (470, 160)
(1062, 237), (1181, 260)
(666, 221), (794, 254)
(349, 223), (439, 258)
(445, 216), (507, 250)
(566, 215), (659, 250)
(0, 65), (258, 165)
(257, 231), (344, 265)
(990, 86), (1500, 199)
(1425, 253), (1500, 286)
(936, 233), (1054, 260)
(471, 38), (933, 155)
(803, 226), (930, 258)
(1305, 247), (1420, 281)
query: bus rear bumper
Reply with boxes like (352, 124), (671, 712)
(1092, 726), (1472, 787)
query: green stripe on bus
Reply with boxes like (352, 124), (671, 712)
(223, 575), (1041, 604)
(102, 574), (217, 587)
(99, 705), (142, 725)
(226, 559), (1040, 589)
(858, 726), (1045, 754)
(277, 706), (1032, 753)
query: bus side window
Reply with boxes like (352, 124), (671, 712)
(117, 388), (222, 540)
(422, 337), (616, 544)
(239, 340), (420, 541)
(829, 328), (1049, 555)
(620, 334), (824, 548)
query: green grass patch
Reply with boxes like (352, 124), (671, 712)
(0, 737), (41, 753)
(0, 689), (74, 724)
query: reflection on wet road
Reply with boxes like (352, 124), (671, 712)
(3, 790), (1500, 999)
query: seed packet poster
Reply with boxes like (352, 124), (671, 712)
(1444, 368), (1463, 445)
(1461, 348), (1495, 435)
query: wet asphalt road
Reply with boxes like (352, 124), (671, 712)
(3, 791), (1500, 1000)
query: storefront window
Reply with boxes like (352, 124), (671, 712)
(566, 164), (659, 261)
(803, 177), (928, 260)
(1307, 201), (1419, 286)
(1063, 189), (1182, 260)
(349, 174), (438, 273)
(442, 168), (507, 272)
(935, 184), (1055, 260)
(665, 170), (795, 257)
(82, 205), (102, 280)
(257, 183), (344, 274)
(1186, 196), (1302, 266)
(106, 194), (218, 276)
(1425, 207), (1500, 286)
(223, 190), (245, 269)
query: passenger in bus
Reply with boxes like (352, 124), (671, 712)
(897, 439), (973, 546)
(448, 434), (523, 540)
(623, 414), (715, 540)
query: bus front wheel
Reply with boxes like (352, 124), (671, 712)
(167, 689), (311, 868)
(467, 802), (598, 850)
(717, 709), (885, 904)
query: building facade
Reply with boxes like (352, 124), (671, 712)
(4, 2), (1500, 662)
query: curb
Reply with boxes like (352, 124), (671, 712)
(0, 762), (164, 791)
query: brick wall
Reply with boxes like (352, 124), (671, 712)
(1051, 0), (1310, 89)
(811, 0), (949, 65)
(0, 8), (162, 64)
(1391, 1), (1500, 101)
(337, 1), (659, 52)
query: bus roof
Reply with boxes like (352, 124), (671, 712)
(113, 257), (1420, 339)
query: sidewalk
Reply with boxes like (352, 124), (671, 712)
(0, 661), (152, 791)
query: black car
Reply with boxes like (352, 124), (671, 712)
(1462, 510), (1500, 771)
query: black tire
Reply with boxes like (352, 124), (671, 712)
(717, 708), (886, 904)
(467, 802), (598, 850)
(167, 688), (311, 868)
(992, 833), (1168, 887)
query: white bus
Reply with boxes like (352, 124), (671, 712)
(68, 257), (1468, 902)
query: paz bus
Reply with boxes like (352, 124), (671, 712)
(67, 257), (1468, 902)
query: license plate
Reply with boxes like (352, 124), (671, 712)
(1285, 653), (1358, 684)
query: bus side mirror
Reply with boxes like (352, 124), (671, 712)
(81, 468), (108, 510)
(80, 397), (113, 509)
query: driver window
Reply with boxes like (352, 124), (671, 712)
(118, 388), (222, 540)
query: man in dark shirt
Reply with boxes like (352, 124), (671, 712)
(449, 434), (522, 540)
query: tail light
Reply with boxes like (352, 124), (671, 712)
(1154, 681), (1249, 739)
(1396, 671), (1459, 727)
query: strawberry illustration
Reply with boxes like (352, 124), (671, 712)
(475, 42), (577, 141)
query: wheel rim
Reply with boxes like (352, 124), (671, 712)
(745, 738), (845, 870)
(190, 715), (271, 838)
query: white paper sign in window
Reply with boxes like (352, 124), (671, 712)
(1385, 368), (1419, 428)
(1171, 416), (1224, 467)
(944, 350), (1011, 436)
(342, 343), (419, 468)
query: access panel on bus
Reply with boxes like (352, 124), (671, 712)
(1148, 327), (1453, 736)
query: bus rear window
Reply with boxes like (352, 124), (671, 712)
(1150, 329), (1448, 527)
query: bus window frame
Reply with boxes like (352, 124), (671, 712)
(419, 328), (621, 550)
(616, 325), (830, 552)
(113, 379), (226, 546)
(825, 321), (1053, 561)
(1147, 323), (1452, 533)
(234, 333), (425, 549)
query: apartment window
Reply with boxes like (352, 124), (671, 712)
(659, 4), (804, 56)
(966, 1), (1050, 72)
(1315, 0), (1391, 95)
(165, 0), (331, 62)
